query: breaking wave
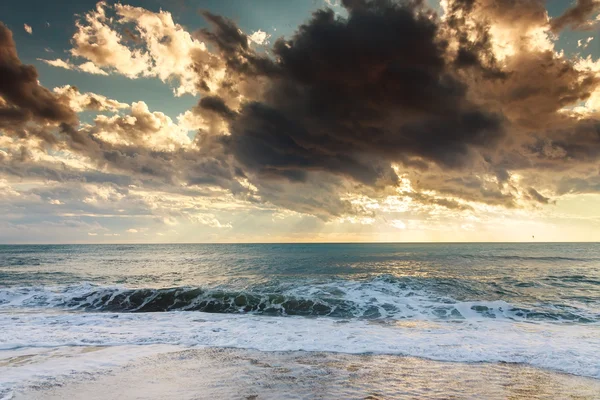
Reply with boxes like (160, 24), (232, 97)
(1, 276), (597, 323)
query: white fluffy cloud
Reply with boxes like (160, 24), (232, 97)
(38, 58), (74, 70)
(248, 30), (270, 45)
(70, 2), (151, 78)
(38, 58), (109, 76)
(53, 85), (129, 113)
(188, 213), (232, 228)
(78, 61), (109, 75)
(578, 37), (594, 48)
(90, 101), (191, 150)
(52, 2), (226, 97)
(115, 4), (212, 96)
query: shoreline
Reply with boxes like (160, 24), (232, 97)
(10, 347), (600, 399)
(2, 308), (598, 379)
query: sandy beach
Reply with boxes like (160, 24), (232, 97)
(11, 348), (600, 399)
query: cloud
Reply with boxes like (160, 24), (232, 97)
(3, 0), (600, 228)
(0, 23), (77, 127)
(188, 213), (232, 228)
(58, 2), (223, 96)
(578, 37), (594, 48)
(115, 3), (215, 95)
(186, 0), (600, 216)
(70, 2), (151, 78)
(39, 58), (109, 76)
(90, 101), (191, 149)
(248, 30), (271, 45)
(527, 187), (552, 204)
(390, 220), (406, 230)
(53, 85), (128, 112)
(39, 58), (74, 70)
(77, 61), (108, 75)
(78, 61), (109, 75)
(550, 0), (600, 32)
(24, 24), (32, 34)
(209, 2), (504, 187)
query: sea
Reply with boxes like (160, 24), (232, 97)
(1, 243), (599, 399)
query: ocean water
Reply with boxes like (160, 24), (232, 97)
(1, 243), (599, 397)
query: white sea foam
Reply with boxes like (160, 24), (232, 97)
(0, 344), (181, 400)
(0, 309), (598, 398)
(0, 280), (596, 322)
(1, 279), (599, 397)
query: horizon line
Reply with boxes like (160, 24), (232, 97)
(1, 241), (598, 246)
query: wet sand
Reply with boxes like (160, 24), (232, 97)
(12, 348), (600, 399)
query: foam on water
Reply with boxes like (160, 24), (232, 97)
(0, 344), (181, 400)
(0, 278), (597, 322)
(0, 308), (598, 398)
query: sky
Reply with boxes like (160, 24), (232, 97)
(0, 0), (600, 244)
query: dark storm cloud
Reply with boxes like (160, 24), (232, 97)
(479, 51), (598, 130)
(402, 191), (473, 211)
(184, 0), (600, 212)
(527, 187), (552, 204)
(0, 107), (30, 128)
(194, 11), (279, 79)
(437, 176), (516, 207)
(528, 120), (600, 163)
(197, 95), (236, 119)
(206, 1), (504, 186)
(197, 11), (248, 54)
(4, 0), (600, 222)
(550, 0), (600, 32)
(251, 176), (357, 220)
(444, 0), (507, 78)
(556, 175), (600, 195)
(0, 23), (76, 126)
(442, 0), (598, 129)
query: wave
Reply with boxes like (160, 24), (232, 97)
(485, 255), (600, 262)
(1, 276), (599, 382)
(1, 278), (597, 323)
(545, 275), (600, 285)
(1, 310), (599, 379)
